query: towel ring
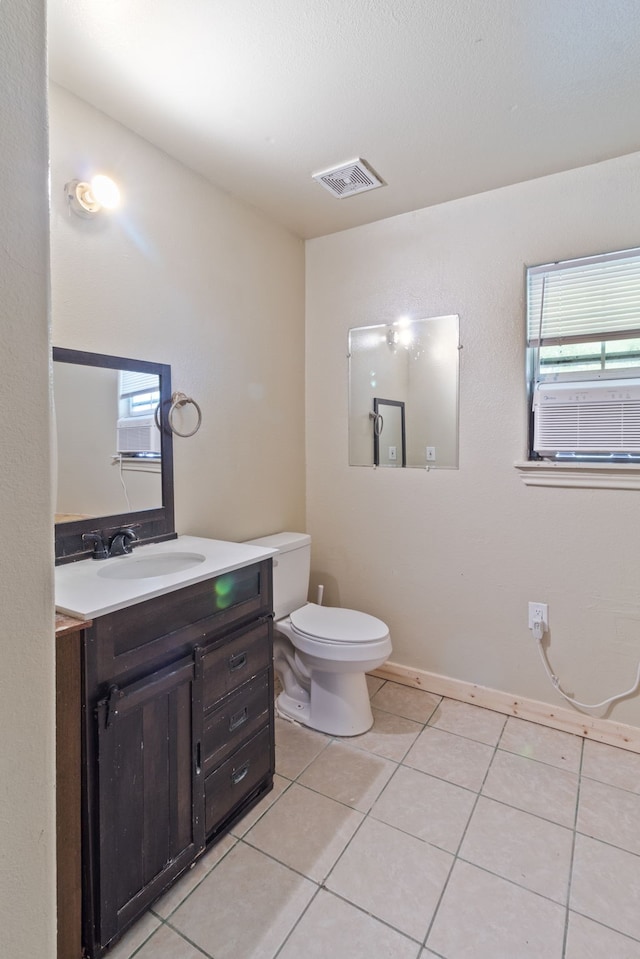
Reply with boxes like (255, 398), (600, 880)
(168, 391), (202, 437)
(153, 392), (203, 437)
(369, 410), (384, 436)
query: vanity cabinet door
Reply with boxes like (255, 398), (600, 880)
(94, 654), (204, 949)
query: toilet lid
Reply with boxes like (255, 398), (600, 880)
(289, 604), (389, 644)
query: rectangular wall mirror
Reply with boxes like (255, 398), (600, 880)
(348, 314), (460, 469)
(53, 347), (176, 562)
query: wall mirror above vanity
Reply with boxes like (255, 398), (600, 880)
(348, 313), (460, 469)
(53, 347), (176, 562)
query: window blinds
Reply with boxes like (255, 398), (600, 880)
(527, 248), (640, 347)
(118, 369), (159, 397)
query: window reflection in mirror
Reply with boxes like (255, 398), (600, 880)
(348, 314), (459, 469)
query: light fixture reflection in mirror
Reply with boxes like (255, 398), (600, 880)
(348, 314), (460, 469)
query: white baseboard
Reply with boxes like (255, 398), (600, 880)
(370, 661), (640, 754)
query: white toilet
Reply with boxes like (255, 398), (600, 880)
(245, 532), (392, 736)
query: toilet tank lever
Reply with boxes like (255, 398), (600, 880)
(317, 584), (324, 606)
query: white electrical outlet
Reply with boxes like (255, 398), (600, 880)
(528, 601), (548, 631)
(388, 446), (397, 461)
(426, 446), (436, 461)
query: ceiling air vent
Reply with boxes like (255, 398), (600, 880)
(312, 158), (385, 198)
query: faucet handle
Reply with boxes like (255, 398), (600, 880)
(82, 532), (109, 560)
(108, 528), (138, 556)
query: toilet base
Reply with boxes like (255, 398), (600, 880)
(276, 670), (374, 737)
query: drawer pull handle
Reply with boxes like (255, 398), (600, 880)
(229, 706), (249, 732)
(231, 761), (250, 785)
(228, 651), (247, 672)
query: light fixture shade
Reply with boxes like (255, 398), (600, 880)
(91, 174), (120, 209)
(65, 175), (120, 217)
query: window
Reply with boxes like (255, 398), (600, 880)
(118, 370), (160, 418)
(526, 248), (640, 462)
(117, 369), (162, 458)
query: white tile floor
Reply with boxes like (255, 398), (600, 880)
(107, 678), (640, 959)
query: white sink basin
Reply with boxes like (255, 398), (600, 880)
(97, 551), (206, 580)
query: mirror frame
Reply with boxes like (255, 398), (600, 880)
(53, 347), (176, 564)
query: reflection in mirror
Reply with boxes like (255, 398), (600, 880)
(349, 314), (460, 469)
(53, 348), (176, 563)
(373, 398), (406, 467)
(54, 363), (162, 520)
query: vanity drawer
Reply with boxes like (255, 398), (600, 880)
(202, 672), (270, 775)
(204, 726), (272, 836)
(202, 619), (271, 708)
(88, 559), (273, 685)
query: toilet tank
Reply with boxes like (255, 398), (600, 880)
(243, 532), (311, 620)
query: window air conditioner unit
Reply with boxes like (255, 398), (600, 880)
(532, 379), (640, 456)
(116, 415), (161, 455)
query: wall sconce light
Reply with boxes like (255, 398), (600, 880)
(65, 174), (120, 218)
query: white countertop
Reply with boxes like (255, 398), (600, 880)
(54, 535), (276, 619)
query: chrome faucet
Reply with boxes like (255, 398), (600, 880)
(108, 528), (138, 556)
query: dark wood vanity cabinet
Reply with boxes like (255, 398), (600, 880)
(80, 559), (274, 958)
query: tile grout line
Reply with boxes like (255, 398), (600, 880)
(269, 692), (439, 956)
(118, 923), (164, 959)
(420, 712), (508, 952)
(271, 883), (325, 959)
(161, 919), (219, 959)
(562, 735), (585, 959)
(272, 885), (426, 959)
(270, 710), (409, 959)
(568, 907), (640, 945)
(148, 837), (241, 923)
(270, 694), (438, 959)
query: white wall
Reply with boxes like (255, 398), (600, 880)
(49, 85), (306, 542)
(0, 2), (55, 956)
(306, 151), (640, 726)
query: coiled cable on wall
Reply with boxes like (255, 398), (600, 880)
(533, 623), (640, 710)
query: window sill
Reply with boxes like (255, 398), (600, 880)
(514, 460), (640, 490)
(111, 456), (161, 474)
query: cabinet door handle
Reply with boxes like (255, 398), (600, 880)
(194, 740), (202, 776)
(228, 651), (247, 672)
(229, 706), (248, 732)
(231, 761), (250, 785)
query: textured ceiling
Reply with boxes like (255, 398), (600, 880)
(48, 0), (640, 239)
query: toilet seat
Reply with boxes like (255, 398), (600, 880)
(289, 603), (389, 645)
